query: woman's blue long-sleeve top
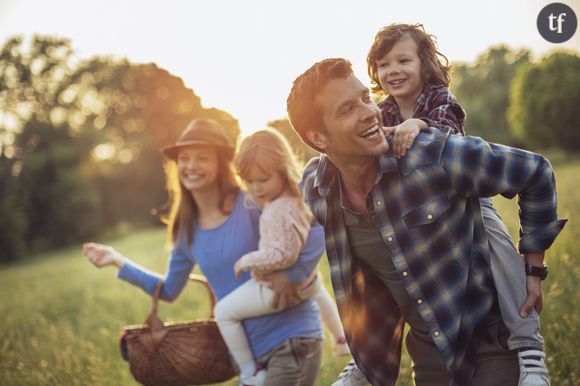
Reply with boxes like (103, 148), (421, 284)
(118, 191), (324, 357)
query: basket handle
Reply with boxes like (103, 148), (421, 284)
(140, 274), (217, 350)
(188, 273), (218, 317)
(149, 274), (217, 322)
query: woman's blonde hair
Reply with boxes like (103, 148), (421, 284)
(235, 129), (312, 220)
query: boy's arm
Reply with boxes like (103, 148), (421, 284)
(420, 87), (466, 135)
(392, 88), (465, 158)
(391, 118), (428, 159)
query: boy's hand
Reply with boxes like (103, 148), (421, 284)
(392, 120), (421, 159)
(382, 125), (398, 137)
(82, 242), (125, 269)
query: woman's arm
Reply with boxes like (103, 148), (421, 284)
(83, 241), (194, 302)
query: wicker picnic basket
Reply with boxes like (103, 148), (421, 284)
(119, 274), (237, 386)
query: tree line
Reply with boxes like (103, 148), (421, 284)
(0, 36), (239, 262)
(0, 35), (578, 263)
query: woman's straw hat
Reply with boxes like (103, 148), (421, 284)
(162, 119), (235, 160)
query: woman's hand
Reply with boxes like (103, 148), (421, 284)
(82, 242), (125, 269)
(257, 271), (302, 309)
(233, 259), (244, 278)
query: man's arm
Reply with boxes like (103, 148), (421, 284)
(438, 132), (566, 254)
(436, 132), (567, 315)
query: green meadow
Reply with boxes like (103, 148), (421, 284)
(1, 160), (578, 386)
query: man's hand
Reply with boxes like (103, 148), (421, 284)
(520, 276), (543, 317)
(257, 271), (302, 309)
(520, 251), (546, 317)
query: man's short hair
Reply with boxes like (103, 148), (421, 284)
(286, 58), (353, 152)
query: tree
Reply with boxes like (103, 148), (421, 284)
(508, 51), (580, 151)
(0, 35), (100, 260)
(0, 35), (240, 262)
(452, 46), (531, 145)
(267, 118), (319, 163)
(71, 58), (240, 229)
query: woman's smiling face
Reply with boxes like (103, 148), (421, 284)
(176, 145), (220, 192)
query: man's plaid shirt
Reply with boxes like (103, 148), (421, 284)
(301, 129), (566, 386)
(379, 83), (466, 135)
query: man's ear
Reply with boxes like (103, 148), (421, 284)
(305, 128), (328, 152)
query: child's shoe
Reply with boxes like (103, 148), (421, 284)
(332, 336), (351, 356)
(239, 366), (267, 386)
(332, 359), (369, 386)
(518, 349), (550, 386)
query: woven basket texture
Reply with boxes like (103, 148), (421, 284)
(121, 274), (237, 386)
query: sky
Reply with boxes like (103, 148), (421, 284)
(1, 0), (579, 135)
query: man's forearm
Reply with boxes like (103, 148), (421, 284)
(523, 251), (546, 266)
(438, 132), (566, 253)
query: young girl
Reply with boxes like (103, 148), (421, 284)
(214, 129), (349, 386)
(83, 119), (325, 386)
(333, 24), (549, 386)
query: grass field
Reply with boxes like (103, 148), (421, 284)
(1, 160), (578, 386)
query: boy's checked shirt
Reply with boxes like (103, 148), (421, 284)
(379, 83), (466, 135)
(300, 128), (566, 386)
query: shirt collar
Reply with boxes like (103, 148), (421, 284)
(315, 141), (399, 197)
(313, 155), (338, 198)
(378, 145), (398, 174)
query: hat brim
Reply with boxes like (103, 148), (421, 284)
(162, 140), (235, 160)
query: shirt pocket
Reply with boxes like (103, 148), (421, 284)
(403, 193), (451, 228)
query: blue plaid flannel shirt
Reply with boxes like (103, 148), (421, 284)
(301, 128), (566, 386)
(379, 83), (466, 135)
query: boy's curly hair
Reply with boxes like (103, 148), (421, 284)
(367, 23), (451, 95)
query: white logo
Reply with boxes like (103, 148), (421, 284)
(548, 12), (567, 33)
(537, 3), (577, 43)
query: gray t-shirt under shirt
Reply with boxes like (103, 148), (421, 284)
(339, 182), (428, 333)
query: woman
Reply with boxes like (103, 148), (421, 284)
(83, 119), (324, 386)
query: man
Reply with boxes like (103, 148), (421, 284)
(286, 58), (566, 386)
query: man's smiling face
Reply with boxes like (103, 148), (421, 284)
(312, 74), (387, 162)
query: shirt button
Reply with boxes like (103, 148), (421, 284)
(434, 331), (440, 337)
(376, 200), (382, 207)
(402, 271), (408, 277)
(417, 299), (423, 304)
(387, 236), (393, 242)
(427, 214), (433, 220)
